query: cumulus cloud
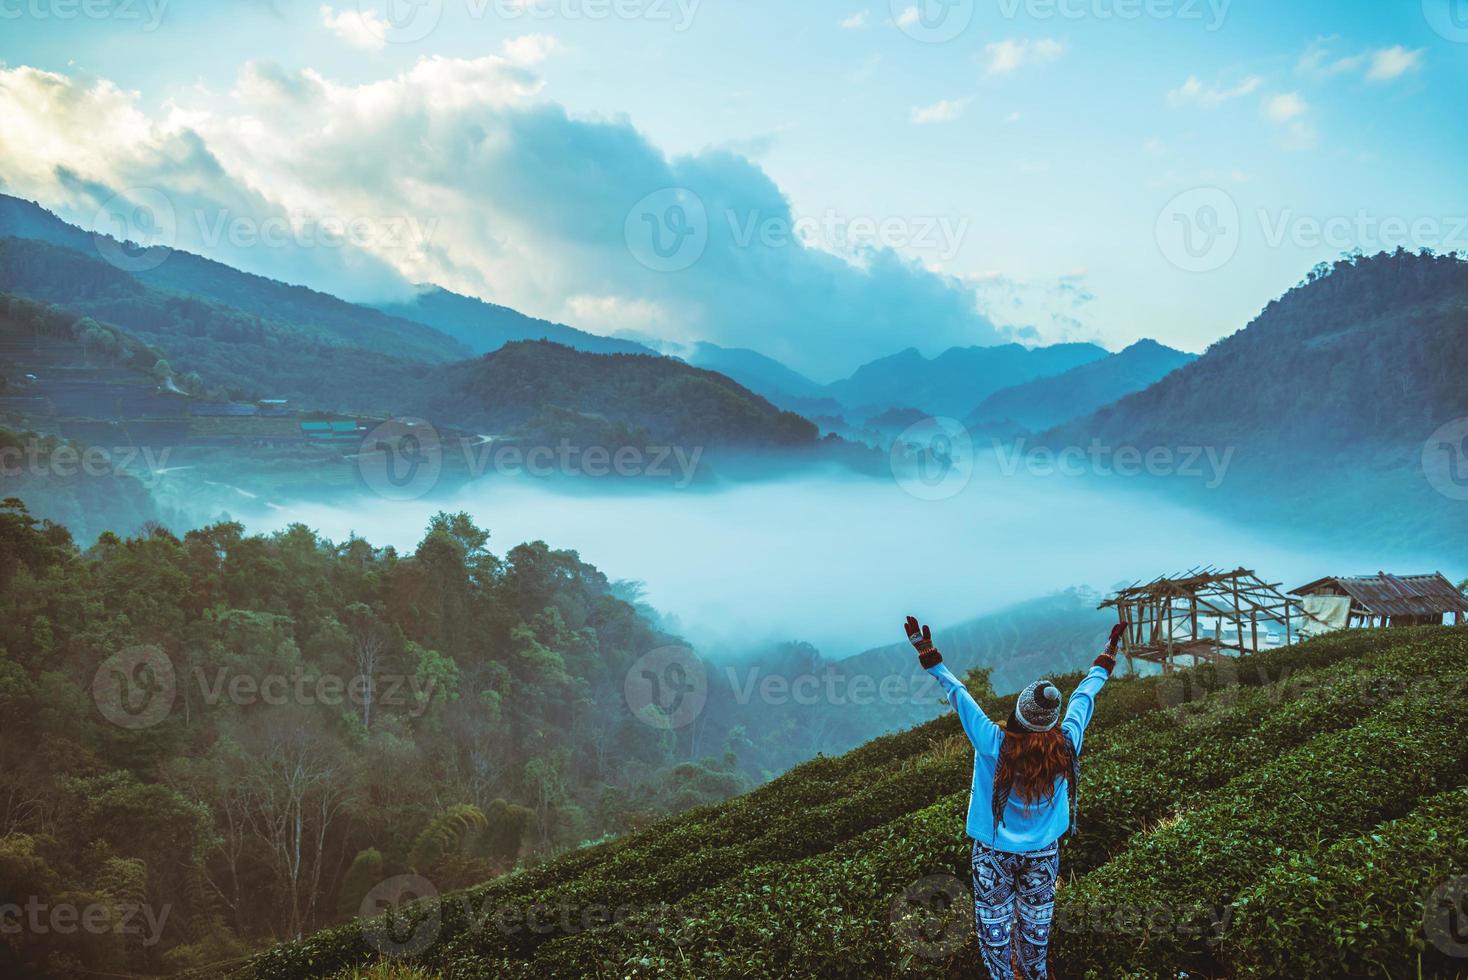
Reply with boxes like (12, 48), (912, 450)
(984, 38), (1065, 76)
(910, 97), (967, 124)
(840, 11), (867, 28)
(1166, 74), (1263, 107)
(319, 4), (387, 51)
(0, 52), (1006, 379)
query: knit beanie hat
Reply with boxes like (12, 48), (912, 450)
(1013, 680), (1063, 732)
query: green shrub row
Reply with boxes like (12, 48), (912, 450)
(471, 629), (1467, 978)
(235, 626), (1451, 979)
(1222, 785), (1468, 978)
(1051, 646), (1468, 976)
(1065, 630), (1468, 871)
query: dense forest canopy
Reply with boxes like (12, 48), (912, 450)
(0, 502), (758, 977)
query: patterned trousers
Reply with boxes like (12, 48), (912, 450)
(970, 839), (1061, 980)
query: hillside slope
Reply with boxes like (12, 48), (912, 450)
(1052, 251), (1467, 450)
(0, 236), (431, 412)
(828, 342), (1108, 418)
(406, 340), (820, 448)
(374, 285), (655, 357)
(0, 195), (467, 363)
(674, 340), (839, 416)
(237, 623), (1468, 979)
(967, 339), (1195, 435)
(1046, 250), (1468, 543)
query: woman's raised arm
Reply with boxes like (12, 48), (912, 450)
(906, 616), (1002, 755)
(1061, 621), (1127, 754)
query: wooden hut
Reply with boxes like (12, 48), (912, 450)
(1289, 572), (1468, 629)
(1100, 566), (1321, 673)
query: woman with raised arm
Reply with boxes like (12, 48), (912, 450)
(903, 615), (1127, 980)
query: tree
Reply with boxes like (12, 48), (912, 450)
(226, 709), (352, 939)
(345, 603), (387, 730)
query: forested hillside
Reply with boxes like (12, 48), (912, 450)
(1056, 250), (1467, 449)
(0, 195), (466, 364)
(0, 506), (770, 977)
(234, 623), (1468, 979)
(0, 237), (434, 411)
(1046, 250), (1468, 543)
(0, 294), (171, 537)
(406, 341), (820, 448)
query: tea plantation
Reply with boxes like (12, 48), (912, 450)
(229, 625), (1468, 979)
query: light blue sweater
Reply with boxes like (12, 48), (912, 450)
(927, 662), (1110, 853)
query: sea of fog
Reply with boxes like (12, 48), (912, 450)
(233, 460), (1421, 660)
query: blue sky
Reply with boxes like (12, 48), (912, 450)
(2, 0), (1464, 378)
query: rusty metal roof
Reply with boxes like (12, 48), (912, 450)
(1290, 572), (1468, 617)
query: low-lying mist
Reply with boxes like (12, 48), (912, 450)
(231, 454), (1432, 661)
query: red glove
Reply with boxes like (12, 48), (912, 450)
(904, 616), (942, 669)
(1093, 621), (1129, 673)
(1107, 621), (1128, 649)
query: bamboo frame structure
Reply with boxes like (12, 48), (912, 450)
(1099, 566), (1327, 673)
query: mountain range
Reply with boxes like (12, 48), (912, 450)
(966, 338), (1196, 435)
(0, 192), (1184, 443)
(5, 191), (1467, 544)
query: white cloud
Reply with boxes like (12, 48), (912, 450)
(564, 294), (671, 332)
(1263, 92), (1308, 123)
(895, 6), (918, 27)
(984, 38), (1065, 76)
(1004, 111), (1022, 124)
(501, 34), (560, 66)
(1166, 74), (1263, 108)
(1297, 38), (1365, 77)
(840, 11), (867, 28)
(319, 5), (387, 52)
(0, 58), (1006, 378)
(1260, 92), (1314, 150)
(1366, 45), (1423, 82)
(910, 97), (968, 124)
(1299, 38), (1423, 84)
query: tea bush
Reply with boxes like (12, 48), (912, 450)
(231, 626), (1468, 979)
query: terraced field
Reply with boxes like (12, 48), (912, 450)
(230, 626), (1468, 979)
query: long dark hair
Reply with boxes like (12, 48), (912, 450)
(995, 726), (1072, 811)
